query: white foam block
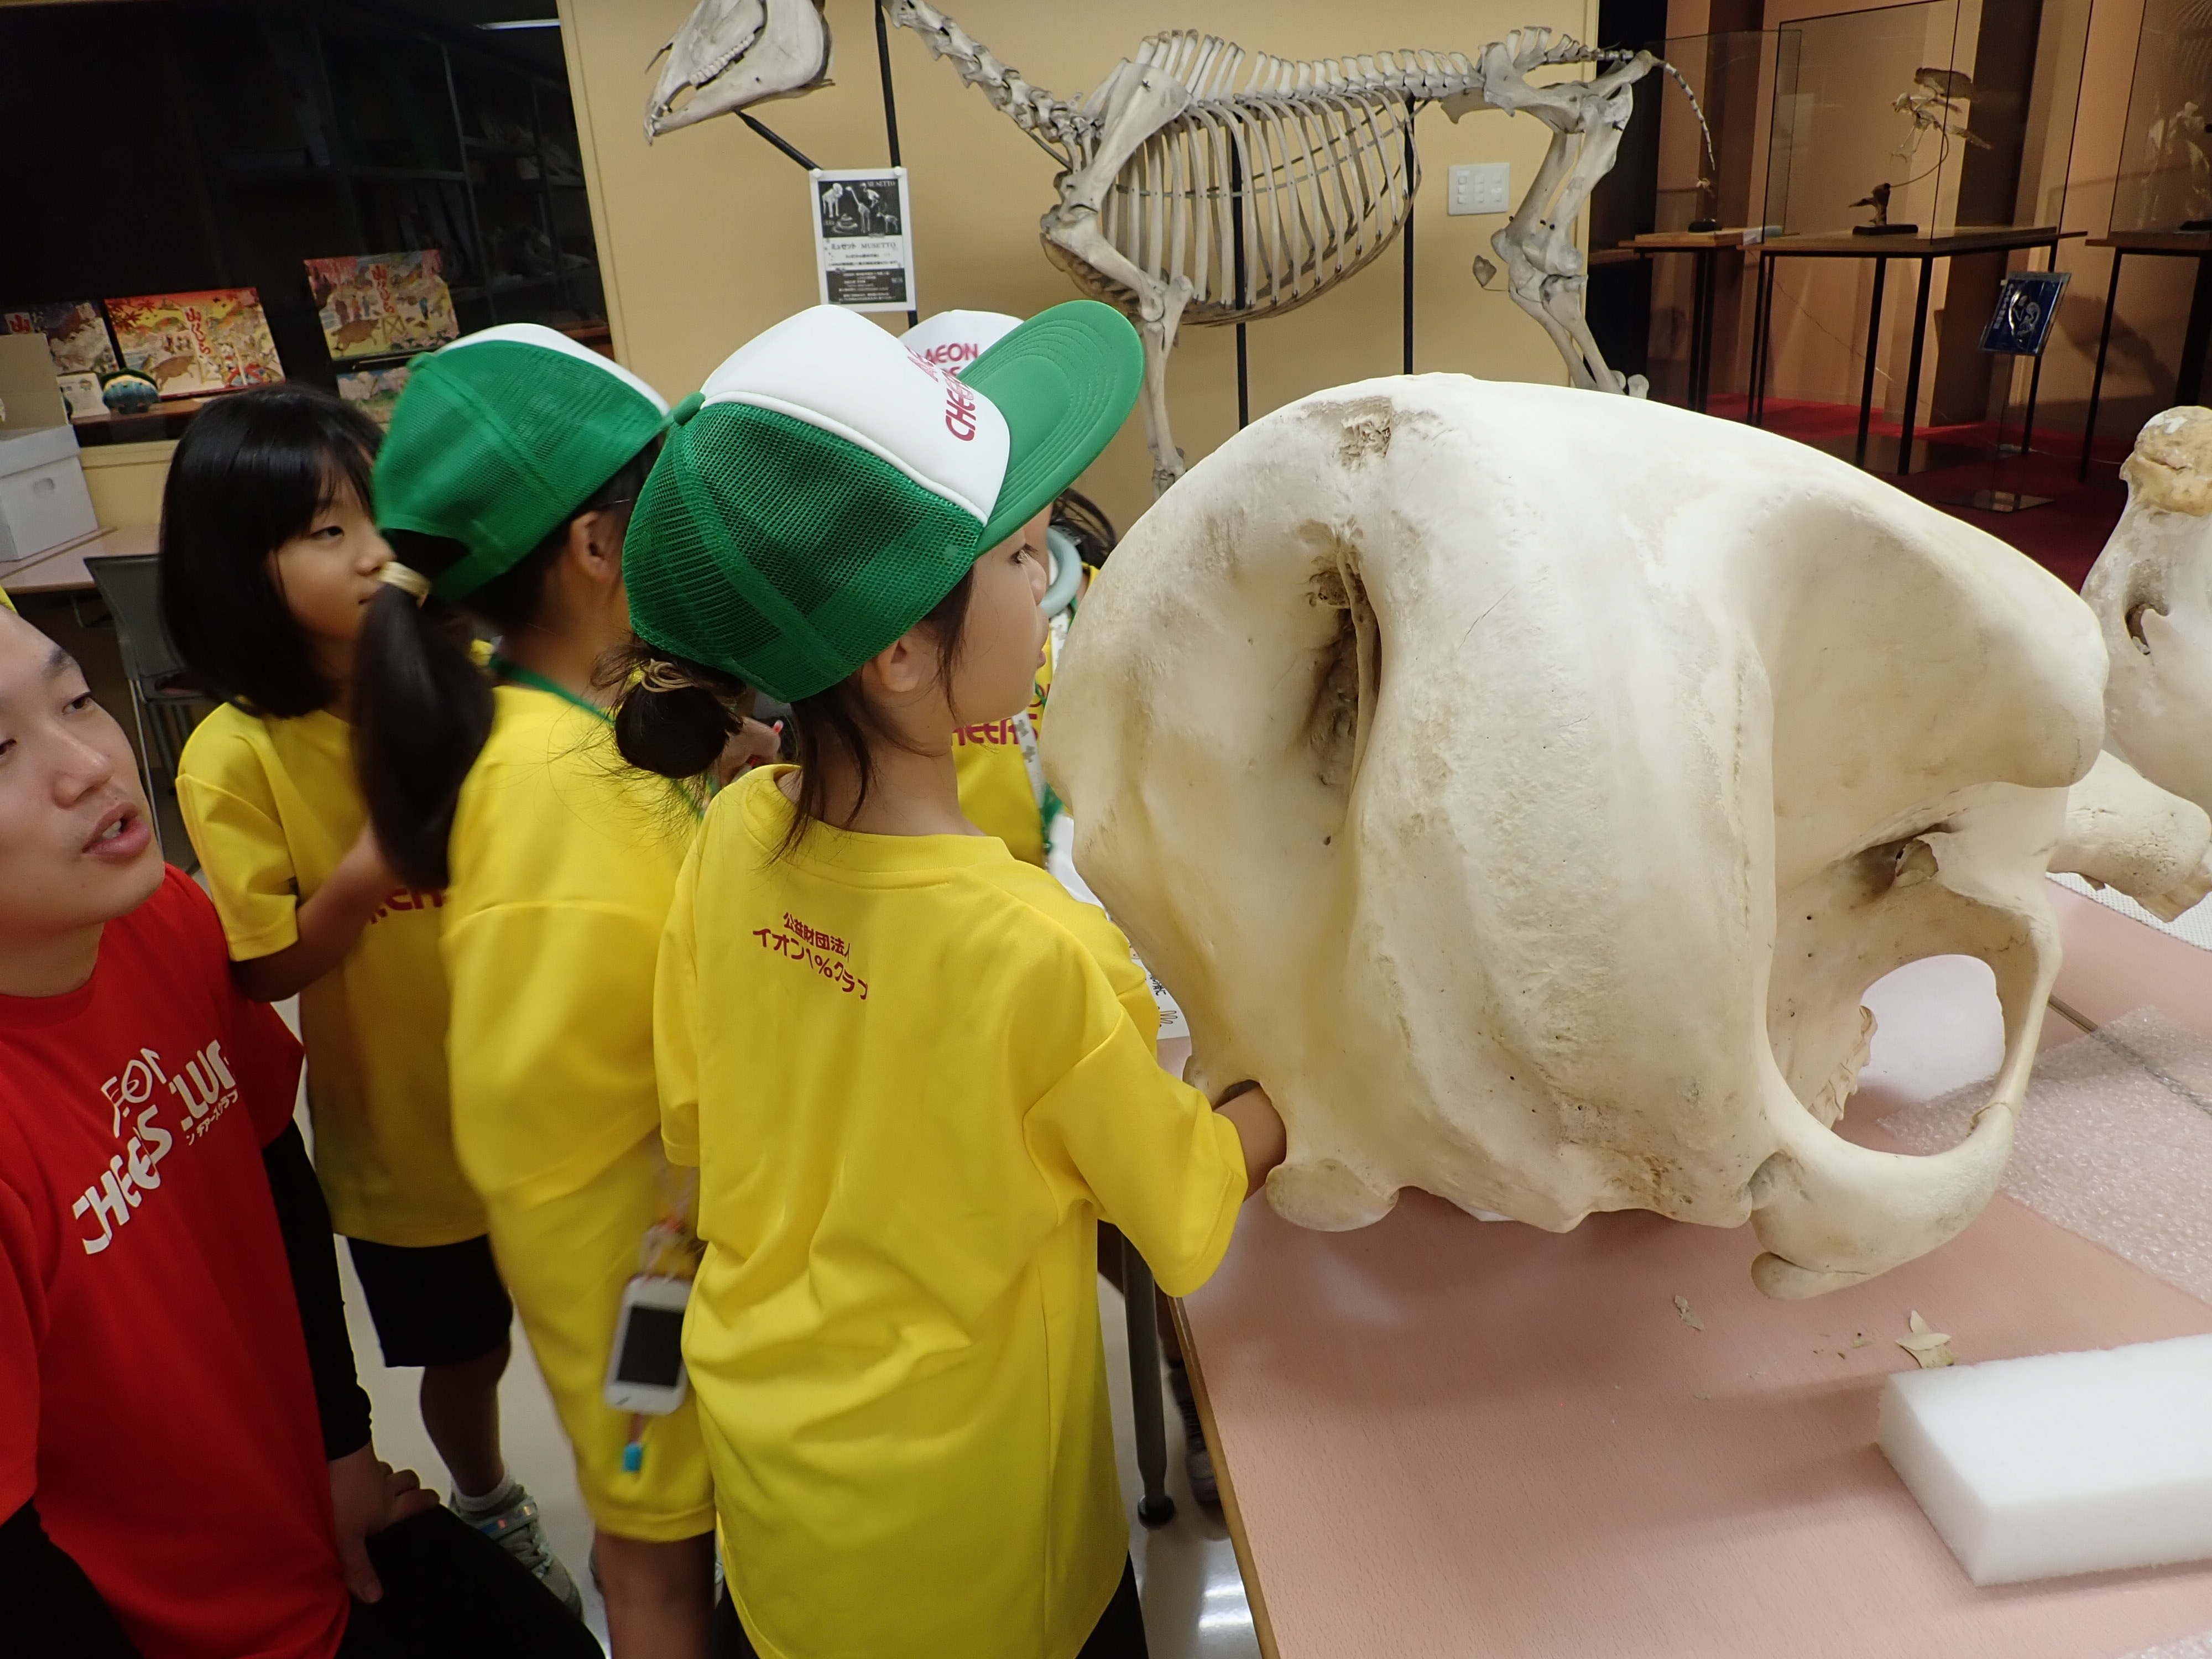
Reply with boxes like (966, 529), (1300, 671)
(1879, 1333), (2212, 1585)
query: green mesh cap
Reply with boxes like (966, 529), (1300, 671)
(373, 324), (671, 601)
(625, 301), (1140, 702)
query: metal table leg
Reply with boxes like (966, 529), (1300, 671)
(1688, 247), (1713, 413)
(2181, 251), (2212, 406)
(1896, 254), (1937, 476)
(2080, 249), (2123, 483)
(1123, 1237), (1176, 1526)
(1856, 256), (1888, 468)
(1752, 252), (1777, 426)
(1746, 254), (1767, 424)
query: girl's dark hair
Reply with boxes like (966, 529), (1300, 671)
(1050, 488), (1118, 568)
(614, 567), (975, 855)
(353, 441), (660, 889)
(158, 384), (380, 716)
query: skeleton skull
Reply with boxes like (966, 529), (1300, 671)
(1045, 376), (2106, 1297)
(644, 0), (830, 142)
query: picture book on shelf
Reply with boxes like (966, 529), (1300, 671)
(336, 364), (411, 429)
(305, 251), (458, 360)
(2, 302), (119, 377)
(105, 289), (284, 397)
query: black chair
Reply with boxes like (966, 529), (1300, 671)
(86, 552), (204, 859)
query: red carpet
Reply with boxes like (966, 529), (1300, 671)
(1693, 394), (2127, 591)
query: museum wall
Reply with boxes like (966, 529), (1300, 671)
(556, 0), (1600, 533)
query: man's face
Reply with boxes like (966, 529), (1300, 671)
(0, 610), (162, 947)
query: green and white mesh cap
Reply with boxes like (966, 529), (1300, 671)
(374, 322), (670, 601)
(900, 309), (1021, 373)
(625, 299), (1140, 702)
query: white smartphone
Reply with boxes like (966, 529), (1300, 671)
(603, 1275), (692, 1415)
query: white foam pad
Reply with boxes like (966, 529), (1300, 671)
(1879, 1333), (2212, 1585)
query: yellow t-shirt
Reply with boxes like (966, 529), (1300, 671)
(658, 765), (1247, 1659)
(176, 704), (483, 1245)
(443, 684), (696, 1208)
(952, 644), (1052, 865)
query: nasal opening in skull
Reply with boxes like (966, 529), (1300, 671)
(1305, 556), (1380, 799)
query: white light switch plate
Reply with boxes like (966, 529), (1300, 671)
(1447, 162), (1511, 216)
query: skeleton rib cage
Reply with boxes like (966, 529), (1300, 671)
(1085, 32), (1444, 324)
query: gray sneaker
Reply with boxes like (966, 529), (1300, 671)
(467, 1485), (585, 1617)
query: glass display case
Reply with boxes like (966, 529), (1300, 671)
(2111, 0), (2212, 232)
(1653, 30), (1780, 236)
(1762, 0), (2085, 238)
(1764, 0), (1978, 238)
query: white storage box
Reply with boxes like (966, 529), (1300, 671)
(0, 424), (98, 564)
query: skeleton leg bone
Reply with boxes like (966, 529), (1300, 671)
(1045, 209), (1196, 492)
(1528, 90), (1645, 397)
(1475, 49), (1659, 396)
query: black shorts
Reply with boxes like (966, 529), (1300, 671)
(347, 1235), (513, 1368)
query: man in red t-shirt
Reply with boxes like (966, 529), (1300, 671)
(0, 606), (600, 1658)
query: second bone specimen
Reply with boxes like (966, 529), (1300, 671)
(1045, 375), (2106, 1298)
(2052, 406), (2212, 920)
(2085, 406), (2212, 820)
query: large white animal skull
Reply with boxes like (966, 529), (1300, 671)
(1046, 377), (2106, 1298)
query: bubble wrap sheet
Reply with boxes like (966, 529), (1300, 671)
(1881, 1009), (2212, 1657)
(1881, 1008), (2212, 1307)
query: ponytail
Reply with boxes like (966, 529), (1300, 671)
(615, 563), (975, 857)
(353, 540), (495, 890)
(612, 645), (749, 780)
(354, 441), (662, 889)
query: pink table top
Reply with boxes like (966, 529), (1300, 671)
(1177, 883), (2212, 1659)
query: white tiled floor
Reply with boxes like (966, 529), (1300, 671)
(343, 1261), (1261, 1659)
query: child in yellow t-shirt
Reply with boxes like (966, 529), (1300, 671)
(905, 309), (1102, 867)
(348, 326), (771, 1659)
(159, 386), (578, 1609)
(613, 302), (1287, 1659)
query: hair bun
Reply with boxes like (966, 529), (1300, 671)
(614, 676), (739, 780)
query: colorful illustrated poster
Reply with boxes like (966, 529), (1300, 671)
(336, 364), (411, 429)
(105, 289), (284, 397)
(3, 302), (119, 375)
(304, 251), (458, 361)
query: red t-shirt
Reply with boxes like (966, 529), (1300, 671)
(0, 865), (348, 1659)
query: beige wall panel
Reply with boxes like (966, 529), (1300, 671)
(559, 0), (1601, 531)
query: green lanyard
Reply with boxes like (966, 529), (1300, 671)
(491, 656), (711, 819)
(492, 656), (609, 723)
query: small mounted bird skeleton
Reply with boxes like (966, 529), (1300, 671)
(1892, 66), (1988, 162)
(646, 0), (1705, 493)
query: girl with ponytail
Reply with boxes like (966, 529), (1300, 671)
(353, 325), (769, 1659)
(614, 304), (1284, 1659)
